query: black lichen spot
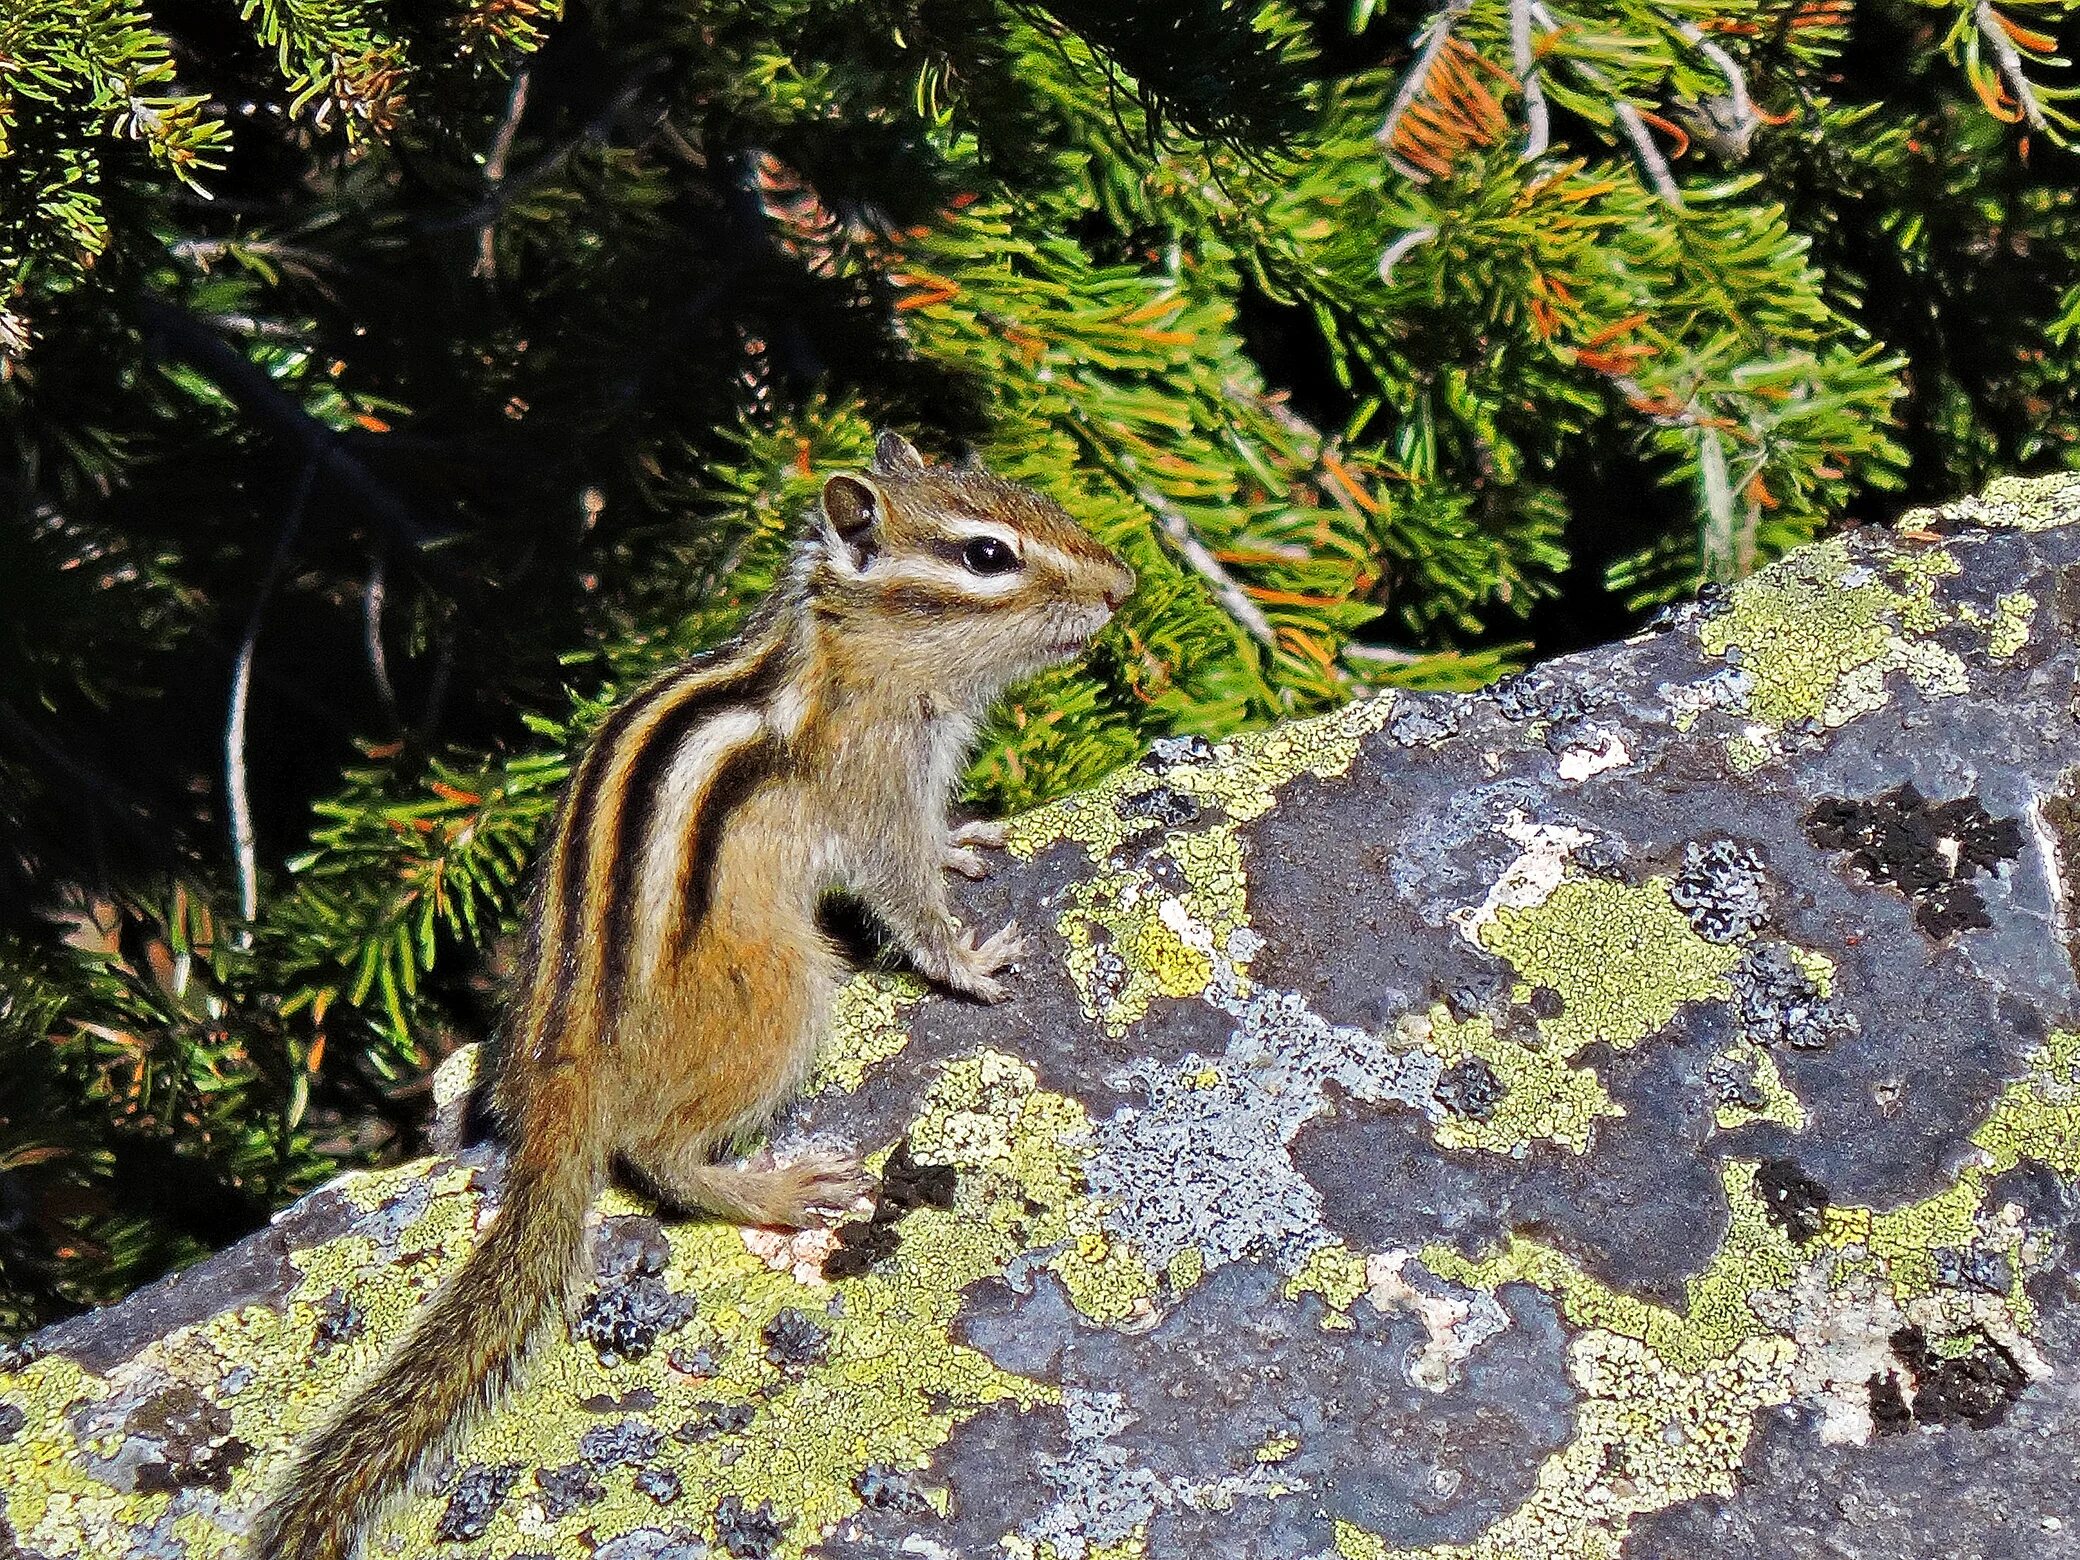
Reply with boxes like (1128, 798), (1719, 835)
(575, 1274), (698, 1365)
(1141, 734), (1216, 772)
(1868, 1371), (1912, 1434)
(855, 1463), (917, 1511)
(635, 1464), (684, 1505)
(1731, 944), (1848, 1051)
(714, 1493), (789, 1559)
(1805, 784), (2024, 939)
(536, 1462), (607, 1520)
(311, 1287), (365, 1355)
(762, 1307), (828, 1370)
(0, 1402), (23, 1444)
(580, 1419), (666, 1469)
(1890, 1325), (2030, 1429)
(1436, 1057), (1506, 1120)
(676, 1400), (756, 1442)
(1120, 784), (1201, 828)
(822, 1217), (900, 1279)
(1754, 1158), (1830, 1243)
(881, 1137), (957, 1214)
(1667, 840), (1771, 944)
(126, 1384), (249, 1494)
(822, 1137), (957, 1280)
(436, 1462), (521, 1543)
(1527, 984), (1566, 1020)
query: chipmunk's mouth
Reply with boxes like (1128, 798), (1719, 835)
(1039, 606), (1113, 663)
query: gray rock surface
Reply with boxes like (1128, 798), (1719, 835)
(4, 473), (2078, 1560)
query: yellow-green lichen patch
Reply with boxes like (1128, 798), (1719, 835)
(1003, 1530), (1150, 1560)
(1165, 1243), (1206, 1295)
(1711, 1041), (1809, 1133)
(813, 969), (925, 1094)
(1899, 470), (2080, 533)
(1476, 874), (1743, 1057)
(1336, 1518), (1390, 1559)
(1058, 825), (1253, 1033)
(907, 1049), (1162, 1328)
(1418, 1005), (1623, 1155)
(1960, 590), (2037, 660)
(431, 1040), (483, 1120)
(1284, 1240), (1370, 1323)
(1695, 537), (1968, 734)
(1976, 1028), (2080, 1180)
(1003, 695), (1396, 864)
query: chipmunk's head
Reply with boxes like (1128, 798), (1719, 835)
(808, 432), (1136, 703)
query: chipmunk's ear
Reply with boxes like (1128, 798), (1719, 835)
(819, 473), (885, 571)
(872, 430), (927, 476)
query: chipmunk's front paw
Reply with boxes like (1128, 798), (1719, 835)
(931, 920), (1025, 1004)
(943, 820), (1008, 881)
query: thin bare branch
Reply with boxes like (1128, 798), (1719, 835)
(1679, 23), (1756, 128)
(1676, 22), (1761, 160)
(1615, 102), (1685, 205)
(476, 68), (532, 279)
(1976, 0), (2049, 131)
(1139, 485), (1280, 647)
(1379, 225), (1438, 283)
(364, 552), (401, 726)
(228, 459), (317, 934)
(1512, 0), (1551, 158)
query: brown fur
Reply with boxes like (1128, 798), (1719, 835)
(252, 434), (1133, 1559)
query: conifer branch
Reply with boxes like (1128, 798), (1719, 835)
(1379, 0), (1474, 181)
(138, 300), (444, 552)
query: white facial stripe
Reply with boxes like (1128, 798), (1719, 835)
(878, 556), (1026, 597)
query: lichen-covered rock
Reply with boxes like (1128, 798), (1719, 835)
(6, 474), (2080, 1560)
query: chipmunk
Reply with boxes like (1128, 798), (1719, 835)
(256, 432), (1134, 1560)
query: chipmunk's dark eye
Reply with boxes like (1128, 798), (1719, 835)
(961, 536), (1020, 575)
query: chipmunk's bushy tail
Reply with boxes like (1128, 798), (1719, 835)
(252, 1123), (598, 1560)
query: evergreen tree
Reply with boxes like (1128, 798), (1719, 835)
(1, 0), (2073, 1331)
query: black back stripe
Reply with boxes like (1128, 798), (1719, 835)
(532, 649), (749, 1059)
(533, 684), (671, 1060)
(591, 650), (784, 1032)
(669, 735), (785, 957)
